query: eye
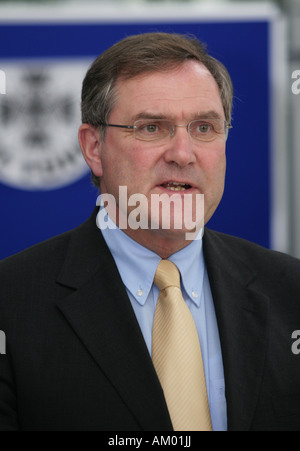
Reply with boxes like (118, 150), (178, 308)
(138, 123), (161, 135)
(196, 122), (212, 134)
(144, 124), (159, 134)
(134, 120), (171, 141)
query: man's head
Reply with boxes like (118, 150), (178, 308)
(79, 32), (233, 256)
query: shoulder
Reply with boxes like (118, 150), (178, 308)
(0, 209), (99, 286)
(205, 227), (300, 263)
(0, 229), (72, 289)
(204, 228), (300, 284)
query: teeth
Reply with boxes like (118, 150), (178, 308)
(163, 182), (191, 191)
(168, 186), (186, 191)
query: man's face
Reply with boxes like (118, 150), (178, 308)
(94, 60), (227, 240)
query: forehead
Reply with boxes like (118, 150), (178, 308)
(113, 60), (224, 120)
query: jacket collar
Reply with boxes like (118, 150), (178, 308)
(56, 209), (173, 431)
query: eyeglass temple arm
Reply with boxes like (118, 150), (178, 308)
(99, 123), (135, 130)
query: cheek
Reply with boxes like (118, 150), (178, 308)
(101, 137), (157, 193)
(200, 147), (226, 223)
(199, 147), (226, 212)
(201, 145), (226, 181)
(216, 153), (227, 180)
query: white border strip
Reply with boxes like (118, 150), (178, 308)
(269, 15), (289, 252)
(0, 2), (281, 24)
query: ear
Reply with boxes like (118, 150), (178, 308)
(78, 124), (103, 178)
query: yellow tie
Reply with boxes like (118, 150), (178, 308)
(152, 260), (212, 432)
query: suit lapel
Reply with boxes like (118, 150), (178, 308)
(203, 229), (270, 431)
(56, 210), (172, 431)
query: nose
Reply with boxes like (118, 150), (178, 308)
(163, 126), (197, 168)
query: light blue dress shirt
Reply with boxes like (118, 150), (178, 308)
(97, 206), (227, 431)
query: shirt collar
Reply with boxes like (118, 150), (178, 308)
(98, 207), (160, 305)
(169, 232), (205, 307)
(97, 204), (205, 307)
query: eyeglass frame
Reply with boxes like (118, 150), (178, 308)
(98, 118), (233, 143)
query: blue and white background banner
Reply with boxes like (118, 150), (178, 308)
(0, 3), (288, 259)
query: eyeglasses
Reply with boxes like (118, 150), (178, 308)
(99, 118), (232, 143)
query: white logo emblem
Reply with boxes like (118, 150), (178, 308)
(0, 62), (90, 190)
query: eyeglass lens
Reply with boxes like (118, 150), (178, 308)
(134, 119), (229, 142)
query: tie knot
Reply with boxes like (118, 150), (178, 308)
(154, 260), (181, 291)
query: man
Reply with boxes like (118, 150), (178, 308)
(0, 32), (300, 431)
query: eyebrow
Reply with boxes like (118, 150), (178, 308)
(132, 110), (223, 122)
(133, 112), (169, 121)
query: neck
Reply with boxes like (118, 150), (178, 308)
(99, 199), (200, 258)
(122, 228), (193, 259)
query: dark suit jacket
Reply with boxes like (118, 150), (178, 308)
(1, 208), (300, 431)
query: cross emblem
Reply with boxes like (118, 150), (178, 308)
(0, 63), (89, 190)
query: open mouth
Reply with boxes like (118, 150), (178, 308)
(160, 181), (193, 192)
